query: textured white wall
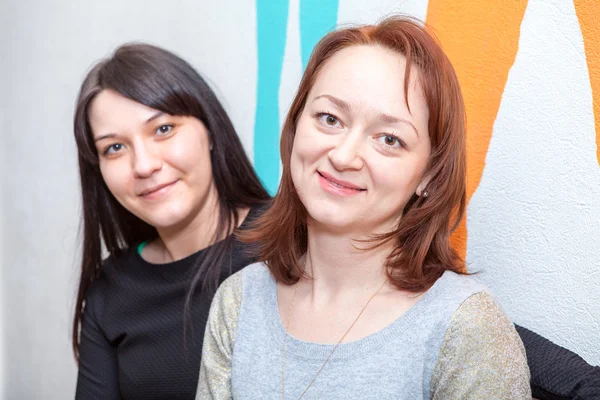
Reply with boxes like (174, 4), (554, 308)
(0, 102), (5, 398)
(2, 1), (10, 397)
(0, 35), (5, 397)
(468, 0), (600, 365)
(337, 0), (428, 24)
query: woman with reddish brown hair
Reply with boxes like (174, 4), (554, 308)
(196, 16), (530, 399)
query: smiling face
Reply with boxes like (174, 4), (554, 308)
(88, 89), (217, 231)
(290, 44), (432, 235)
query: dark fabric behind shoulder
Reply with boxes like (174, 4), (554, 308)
(515, 324), (600, 400)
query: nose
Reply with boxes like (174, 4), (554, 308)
(327, 130), (364, 171)
(132, 141), (162, 178)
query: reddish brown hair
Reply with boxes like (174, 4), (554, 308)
(244, 16), (467, 291)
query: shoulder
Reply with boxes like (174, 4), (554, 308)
(212, 263), (264, 317)
(212, 262), (272, 322)
(419, 270), (488, 325)
(196, 263), (270, 399)
(215, 267), (244, 305)
(217, 261), (270, 298)
(239, 261), (271, 283)
(84, 248), (137, 313)
(431, 292), (531, 399)
(99, 247), (137, 280)
(205, 267), (247, 350)
(434, 270), (487, 300)
(442, 291), (519, 346)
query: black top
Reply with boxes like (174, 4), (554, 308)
(75, 208), (261, 400)
(515, 325), (600, 400)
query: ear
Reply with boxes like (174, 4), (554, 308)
(415, 174), (432, 197)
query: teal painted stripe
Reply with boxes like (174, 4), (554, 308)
(300, 0), (339, 69)
(254, 0), (338, 195)
(254, 0), (289, 195)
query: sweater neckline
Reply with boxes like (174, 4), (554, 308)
(266, 269), (451, 361)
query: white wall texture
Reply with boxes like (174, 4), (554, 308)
(468, 0), (600, 365)
(1, 89), (5, 397)
(2, 0), (11, 396)
(1, 7), (6, 391)
(1, 0), (598, 398)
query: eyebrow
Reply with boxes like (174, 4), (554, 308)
(94, 111), (165, 142)
(313, 94), (351, 112)
(312, 94), (419, 137)
(377, 113), (419, 137)
(94, 133), (116, 143)
(145, 111), (165, 124)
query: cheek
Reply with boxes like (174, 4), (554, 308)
(290, 139), (304, 190)
(292, 119), (330, 167)
(99, 161), (131, 198)
(290, 136), (319, 199)
(167, 131), (211, 174)
(371, 156), (422, 198)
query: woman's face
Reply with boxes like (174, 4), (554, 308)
(290, 44), (432, 235)
(89, 89), (216, 231)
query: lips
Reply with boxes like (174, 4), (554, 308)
(317, 171), (366, 191)
(138, 181), (177, 197)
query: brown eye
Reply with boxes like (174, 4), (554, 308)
(384, 136), (397, 146)
(103, 143), (125, 155)
(318, 113), (342, 128)
(376, 134), (403, 149)
(155, 124), (174, 136)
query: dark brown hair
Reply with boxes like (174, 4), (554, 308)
(243, 16), (467, 291)
(72, 43), (269, 359)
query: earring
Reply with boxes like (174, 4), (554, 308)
(422, 190), (429, 198)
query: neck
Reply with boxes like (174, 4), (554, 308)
(155, 183), (222, 262)
(304, 225), (392, 296)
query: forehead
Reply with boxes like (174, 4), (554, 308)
(88, 89), (160, 137)
(308, 45), (425, 114)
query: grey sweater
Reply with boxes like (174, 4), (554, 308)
(196, 263), (531, 399)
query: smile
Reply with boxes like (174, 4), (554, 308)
(138, 180), (178, 199)
(317, 171), (366, 196)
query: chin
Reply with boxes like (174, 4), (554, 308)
(152, 218), (184, 230)
(304, 200), (360, 233)
(305, 201), (402, 237)
(138, 215), (178, 231)
(137, 205), (191, 231)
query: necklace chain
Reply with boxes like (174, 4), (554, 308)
(281, 264), (386, 400)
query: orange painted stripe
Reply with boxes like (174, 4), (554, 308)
(426, 1), (528, 260)
(574, 0), (600, 166)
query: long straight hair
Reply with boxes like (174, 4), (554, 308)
(242, 16), (467, 291)
(72, 43), (269, 359)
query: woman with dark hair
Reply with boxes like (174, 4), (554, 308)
(197, 16), (530, 399)
(72, 43), (269, 399)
